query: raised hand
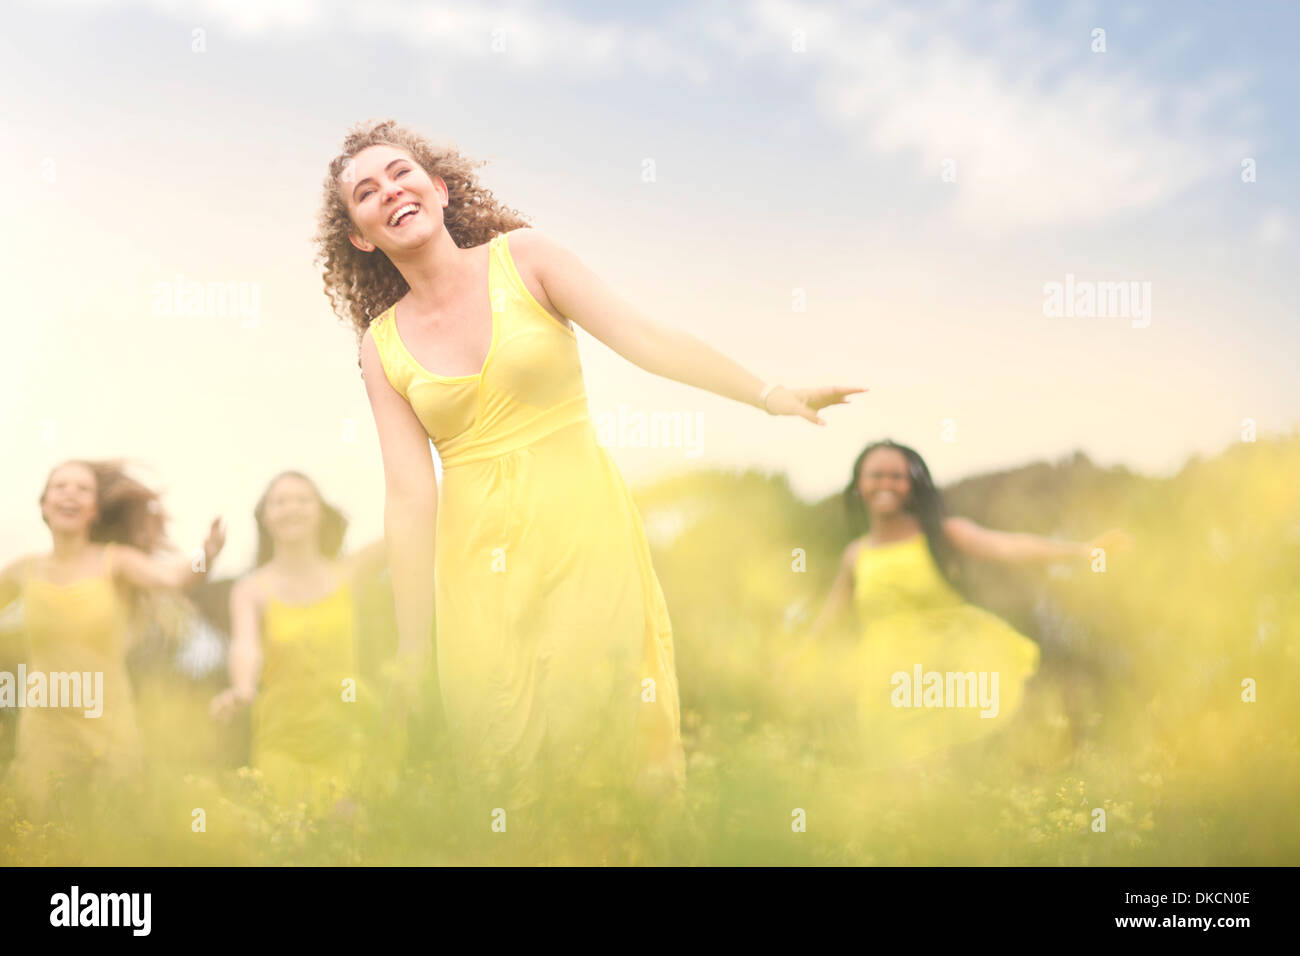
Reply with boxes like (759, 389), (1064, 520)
(203, 516), (227, 569)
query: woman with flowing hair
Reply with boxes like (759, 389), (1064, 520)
(210, 470), (386, 816)
(312, 118), (864, 829)
(803, 439), (1131, 769)
(0, 459), (224, 816)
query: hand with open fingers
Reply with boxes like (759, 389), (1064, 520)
(764, 384), (868, 425)
(210, 685), (254, 722)
(380, 654), (427, 731)
(203, 516), (226, 568)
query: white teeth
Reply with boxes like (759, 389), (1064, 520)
(388, 203), (419, 226)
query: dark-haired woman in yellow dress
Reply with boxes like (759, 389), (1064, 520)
(210, 471), (386, 815)
(0, 459), (224, 818)
(312, 119), (864, 826)
(805, 440), (1131, 769)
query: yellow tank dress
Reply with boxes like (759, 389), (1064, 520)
(366, 231), (685, 812)
(5, 543), (142, 809)
(250, 579), (366, 813)
(852, 534), (1041, 769)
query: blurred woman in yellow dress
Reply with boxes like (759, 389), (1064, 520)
(804, 440), (1131, 769)
(312, 118), (864, 826)
(0, 459), (224, 817)
(210, 471), (386, 815)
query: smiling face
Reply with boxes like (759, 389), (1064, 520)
(41, 461), (99, 534)
(342, 143), (446, 255)
(260, 474), (322, 550)
(856, 447), (913, 518)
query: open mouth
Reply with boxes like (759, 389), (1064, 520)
(388, 203), (421, 228)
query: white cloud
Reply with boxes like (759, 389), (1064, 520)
(38, 0), (713, 81)
(738, 0), (1253, 233)
(145, 0), (319, 33)
(32, 0), (1257, 234)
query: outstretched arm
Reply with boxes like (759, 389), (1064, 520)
(211, 576), (263, 721)
(110, 518), (225, 592)
(511, 229), (865, 426)
(944, 517), (1132, 565)
(807, 539), (861, 639)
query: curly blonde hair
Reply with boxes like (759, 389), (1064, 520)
(313, 118), (533, 372)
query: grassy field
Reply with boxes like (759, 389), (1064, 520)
(3, 432), (1298, 865)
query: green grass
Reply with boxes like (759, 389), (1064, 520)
(3, 433), (1298, 865)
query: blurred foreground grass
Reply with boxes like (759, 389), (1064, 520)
(3, 433), (1298, 864)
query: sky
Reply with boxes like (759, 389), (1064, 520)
(2, 0), (1297, 569)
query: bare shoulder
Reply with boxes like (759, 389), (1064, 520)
(0, 552), (36, 585)
(508, 227), (583, 276)
(499, 228), (571, 325)
(359, 318), (404, 400)
(359, 320), (382, 369)
(231, 569), (269, 611)
(842, 535), (869, 568)
(102, 542), (144, 576)
(501, 225), (551, 258)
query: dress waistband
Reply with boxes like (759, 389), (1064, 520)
(440, 399), (592, 469)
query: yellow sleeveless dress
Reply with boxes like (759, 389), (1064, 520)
(6, 543), (142, 808)
(366, 231), (685, 811)
(250, 580), (366, 812)
(852, 534), (1040, 768)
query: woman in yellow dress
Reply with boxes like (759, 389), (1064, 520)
(0, 459), (224, 817)
(210, 471), (386, 815)
(805, 440), (1131, 769)
(312, 119), (864, 824)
